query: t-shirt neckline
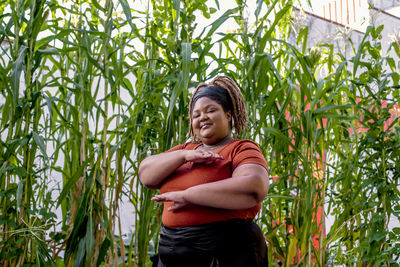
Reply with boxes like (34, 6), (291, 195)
(194, 139), (238, 154)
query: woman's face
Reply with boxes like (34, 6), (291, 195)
(191, 97), (232, 144)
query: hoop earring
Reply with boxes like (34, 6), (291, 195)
(192, 134), (201, 143)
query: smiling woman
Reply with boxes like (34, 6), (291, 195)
(138, 76), (270, 267)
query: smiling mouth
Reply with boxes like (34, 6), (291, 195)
(201, 124), (212, 129)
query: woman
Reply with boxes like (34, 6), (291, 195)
(139, 76), (269, 267)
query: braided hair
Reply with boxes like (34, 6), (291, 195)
(189, 76), (248, 141)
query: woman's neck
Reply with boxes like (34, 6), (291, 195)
(202, 135), (233, 149)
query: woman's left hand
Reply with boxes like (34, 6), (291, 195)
(151, 191), (189, 211)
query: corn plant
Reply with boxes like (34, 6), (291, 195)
(326, 25), (400, 266)
(0, 0), (56, 265)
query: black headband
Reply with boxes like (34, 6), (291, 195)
(191, 86), (233, 113)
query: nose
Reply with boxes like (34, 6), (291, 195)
(199, 112), (208, 121)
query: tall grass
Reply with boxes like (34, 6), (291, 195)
(0, 0), (399, 266)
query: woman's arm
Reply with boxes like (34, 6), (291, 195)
(151, 163), (269, 210)
(138, 150), (224, 189)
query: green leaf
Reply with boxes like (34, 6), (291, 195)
(1, 93), (11, 128)
(172, 0), (180, 26)
(15, 167), (26, 178)
(313, 104), (353, 114)
(181, 42), (191, 96)
(11, 45), (28, 107)
(255, 0), (264, 18)
(352, 26), (372, 75)
(263, 127), (301, 158)
(205, 7), (239, 37)
(57, 159), (91, 207)
(32, 131), (48, 159)
(85, 216), (95, 263)
(259, 2), (291, 53)
(92, 0), (106, 11)
(96, 237), (111, 267)
(166, 42), (191, 122)
(74, 238), (86, 267)
(392, 227), (400, 235)
(265, 194), (298, 200)
(118, 0), (133, 31)
(17, 179), (24, 208)
(37, 48), (59, 55)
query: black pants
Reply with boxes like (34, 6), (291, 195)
(152, 219), (268, 267)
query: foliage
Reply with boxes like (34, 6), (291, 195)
(0, 0), (399, 266)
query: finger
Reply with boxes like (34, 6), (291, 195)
(187, 151), (210, 162)
(168, 202), (186, 211)
(167, 204), (178, 211)
(203, 151), (222, 158)
(202, 152), (223, 159)
(188, 151), (224, 162)
(151, 195), (169, 202)
(205, 153), (224, 161)
(151, 196), (160, 201)
(201, 152), (214, 158)
(211, 153), (224, 159)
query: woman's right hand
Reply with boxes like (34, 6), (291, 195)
(184, 150), (224, 164)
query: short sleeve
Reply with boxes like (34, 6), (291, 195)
(231, 140), (268, 171)
(165, 142), (197, 153)
(166, 144), (185, 152)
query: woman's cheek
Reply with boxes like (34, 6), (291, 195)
(192, 119), (199, 130)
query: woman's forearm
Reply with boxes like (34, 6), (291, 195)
(139, 149), (224, 189)
(138, 150), (186, 189)
(151, 164), (269, 210)
(183, 173), (269, 210)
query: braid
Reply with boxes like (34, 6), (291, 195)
(210, 76), (248, 136)
(189, 76), (248, 141)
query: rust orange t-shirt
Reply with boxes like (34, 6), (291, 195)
(160, 139), (268, 227)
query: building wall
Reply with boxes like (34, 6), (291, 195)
(371, 0), (400, 9)
(370, 5), (400, 53)
(295, 0), (400, 55)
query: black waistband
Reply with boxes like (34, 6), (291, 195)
(162, 218), (252, 233)
(160, 219), (252, 250)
